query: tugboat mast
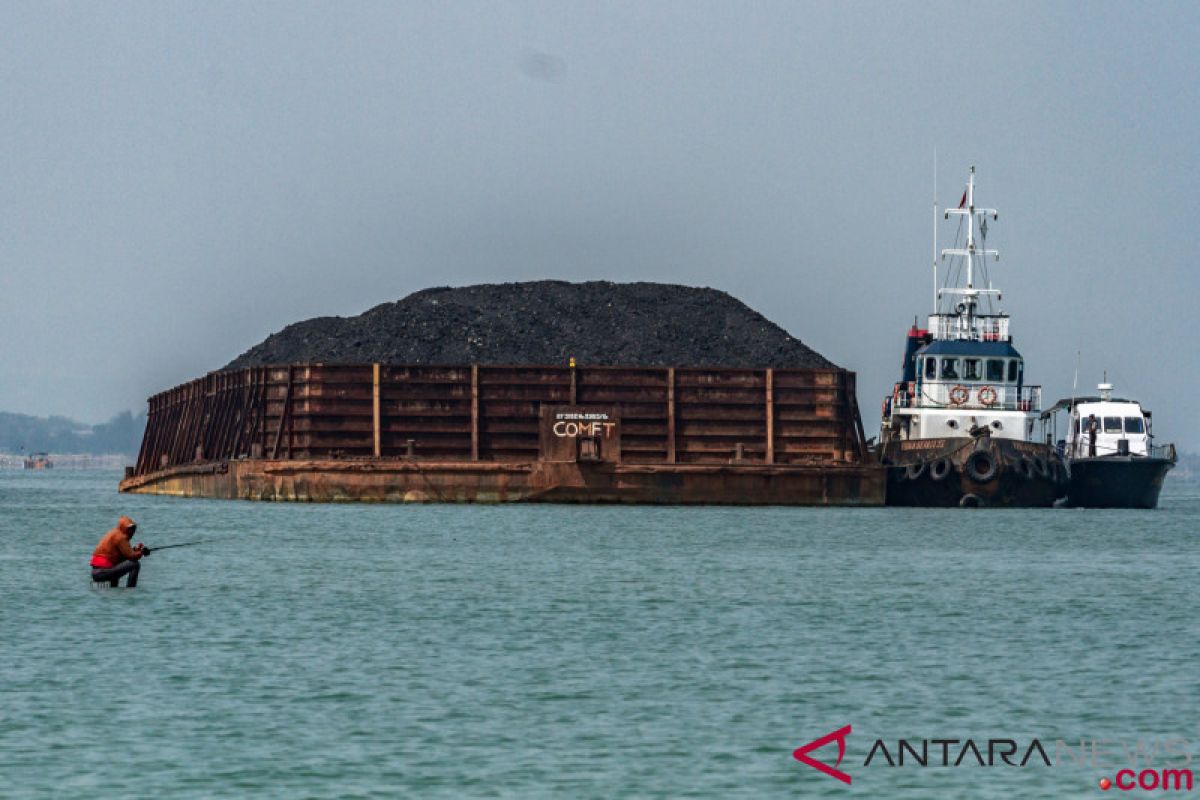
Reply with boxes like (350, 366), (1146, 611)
(938, 166), (1000, 332)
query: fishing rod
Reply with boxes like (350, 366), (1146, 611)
(144, 540), (206, 552)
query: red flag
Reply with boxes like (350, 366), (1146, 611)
(958, 189), (967, 209)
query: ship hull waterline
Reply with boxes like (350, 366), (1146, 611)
(1065, 456), (1174, 509)
(119, 458), (887, 506)
(882, 436), (1067, 508)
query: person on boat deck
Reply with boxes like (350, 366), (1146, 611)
(1086, 414), (1099, 457)
(90, 516), (150, 587)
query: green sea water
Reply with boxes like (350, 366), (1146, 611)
(1, 470), (1196, 798)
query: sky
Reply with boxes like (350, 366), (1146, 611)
(2, 1), (1197, 448)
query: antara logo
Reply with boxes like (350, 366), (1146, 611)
(793, 725), (853, 785)
(794, 727), (1194, 791)
(793, 726), (1057, 785)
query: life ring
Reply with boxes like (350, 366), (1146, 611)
(964, 450), (998, 482)
(904, 461), (926, 480)
(929, 457), (952, 482)
(949, 385), (970, 406)
(977, 385), (998, 406)
(959, 493), (985, 508)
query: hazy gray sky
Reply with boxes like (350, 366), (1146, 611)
(3, 2), (1197, 448)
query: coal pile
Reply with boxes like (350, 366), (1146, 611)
(225, 281), (835, 370)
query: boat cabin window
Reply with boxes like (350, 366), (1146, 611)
(986, 359), (1004, 382)
(940, 358), (959, 380)
(1124, 417), (1145, 434)
(1103, 416), (1122, 433)
(924, 357), (937, 380)
(963, 358), (981, 381)
(1007, 360), (1020, 382)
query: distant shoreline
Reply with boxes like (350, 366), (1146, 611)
(0, 454), (130, 470)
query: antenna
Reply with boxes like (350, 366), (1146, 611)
(1071, 349), (1080, 405)
(933, 149), (938, 313)
(967, 166), (975, 289)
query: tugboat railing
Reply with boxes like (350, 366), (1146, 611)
(893, 384), (1041, 412)
(927, 314), (1010, 342)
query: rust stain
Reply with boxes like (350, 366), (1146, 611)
(122, 363), (884, 505)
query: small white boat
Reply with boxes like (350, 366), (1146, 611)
(1043, 382), (1176, 508)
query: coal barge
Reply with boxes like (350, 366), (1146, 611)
(119, 363), (883, 504)
(119, 281), (883, 504)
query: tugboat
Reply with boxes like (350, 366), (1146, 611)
(1042, 382), (1176, 508)
(878, 166), (1066, 507)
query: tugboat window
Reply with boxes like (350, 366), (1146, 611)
(986, 359), (1004, 381)
(925, 358), (937, 380)
(1103, 417), (1122, 433)
(1007, 360), (1019, 382)
(940, 358), (959, 379)
(963, 359), (981, 380)
(1124, 417), (1145, 434)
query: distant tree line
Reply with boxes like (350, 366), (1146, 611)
(0, 410), (146, 456)
(1175, 451), (1200, 481)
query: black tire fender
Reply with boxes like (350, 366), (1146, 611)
(964, 450), (998, 483)
(1032, 455), (1049, 479)
(1017, 456), (1036, 480)
(929, 457), (952, 482)
(959, 492), (985, 508)
(904, 461), (926, 481)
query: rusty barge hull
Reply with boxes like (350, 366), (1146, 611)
(119, 458), (881, 504)
(120, 363), (884, 505)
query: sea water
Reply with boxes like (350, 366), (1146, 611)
(1, 470), (1196, 798)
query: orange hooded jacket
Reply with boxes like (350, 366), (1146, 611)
(91, 516), (141, 568)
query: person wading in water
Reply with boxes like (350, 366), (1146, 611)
(90, 516), (150, 587)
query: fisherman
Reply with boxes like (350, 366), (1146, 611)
(90, 516), (150, 587)
(1086, 414), (1099, 458)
